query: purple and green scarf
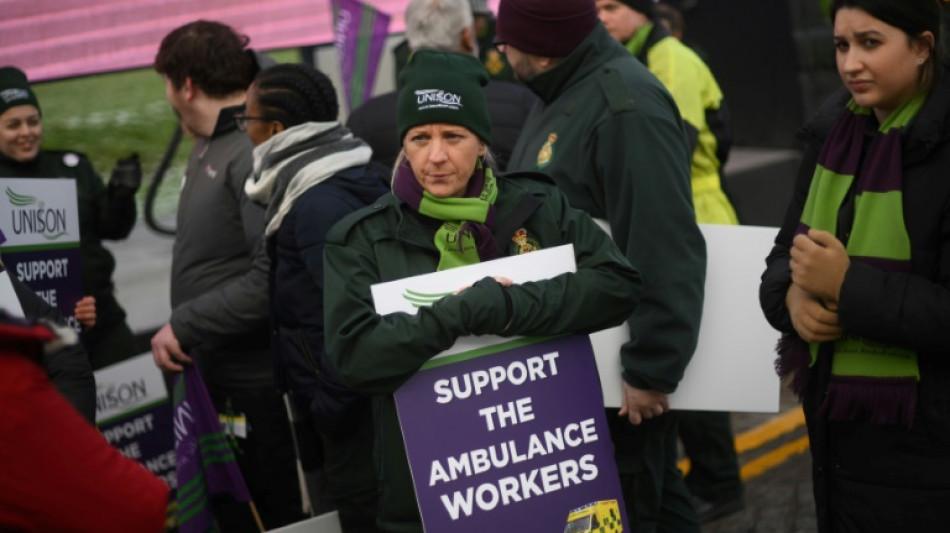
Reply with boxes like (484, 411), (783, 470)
(779, 94), (925, 426)
(393, 159), (498, 271)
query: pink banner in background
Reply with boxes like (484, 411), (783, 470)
(0, 0), (472, 82)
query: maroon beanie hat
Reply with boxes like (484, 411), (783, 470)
(497, 0), (598, 57)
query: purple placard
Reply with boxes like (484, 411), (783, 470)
(395, 334), (628, 532)
(98, 401), (176, 489)
(4, 248), (84, 331)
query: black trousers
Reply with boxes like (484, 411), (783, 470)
(676, 410), (743, 502)
(607, 409), (700, 533)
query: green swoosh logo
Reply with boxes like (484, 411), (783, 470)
(402, 288), (453, 308)
(5, 187), (37, 206)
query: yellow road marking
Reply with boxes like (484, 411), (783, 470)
(740, 435), (810, 480)
(735, 406), (805, 453)
(678, 407), (808, 477)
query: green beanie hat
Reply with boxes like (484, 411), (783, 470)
(0, 66), (40, 116)
(397, 50), (491, 145)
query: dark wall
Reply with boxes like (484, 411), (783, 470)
(681, 0), (824, 148)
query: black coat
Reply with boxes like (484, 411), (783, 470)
(11, 275), (96, 423)
(759, 67), (950, 531)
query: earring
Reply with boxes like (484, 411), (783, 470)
(918, 57), (925, 65)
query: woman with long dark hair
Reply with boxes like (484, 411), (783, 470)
(760, 1), (950, 530)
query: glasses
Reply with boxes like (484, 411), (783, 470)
(234, 113), (277, 132)
(492, 41), (507, 53)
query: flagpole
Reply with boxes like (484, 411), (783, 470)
(249, 501), (266, 532)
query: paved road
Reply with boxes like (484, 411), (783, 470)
(703, 390), (816, 533)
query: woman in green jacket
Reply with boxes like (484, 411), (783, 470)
(323, 50), (641, 532)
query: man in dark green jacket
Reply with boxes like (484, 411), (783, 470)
(498, 0), (706, 531)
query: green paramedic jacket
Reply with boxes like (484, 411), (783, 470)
(507, 23), (706, 395)
(324, 173), (641, 532)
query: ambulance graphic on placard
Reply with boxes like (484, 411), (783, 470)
(563, 500), (623, 533)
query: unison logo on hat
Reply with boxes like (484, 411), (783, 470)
(415, 89), (463, 111)
(0, 88), (30, 104)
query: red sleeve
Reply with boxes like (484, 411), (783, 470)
(0, 352), (169, 533)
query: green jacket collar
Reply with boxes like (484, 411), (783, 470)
(388, 175), (540, 254)
(525, 24), (630, 105)
(624, 22), (654, 57)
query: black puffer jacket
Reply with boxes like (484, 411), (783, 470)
(760, 66), (950, 530)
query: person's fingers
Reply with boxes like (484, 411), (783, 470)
(493, 276), (513, 287)
(627, 411), (642, 425)
(169, 349), (193, 365)
(806, 229), (841, 250)
(153, 348), (182, 372)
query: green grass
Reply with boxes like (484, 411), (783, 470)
(32, 49), (301, 217)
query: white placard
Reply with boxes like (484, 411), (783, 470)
(0, 177), (81, 247)
(268, 511), (342, 533)
(371, 244), (576, 357)
(371, 224), (781, 413)
(94, 352), (169, 424)
(591, 223), (780, 413)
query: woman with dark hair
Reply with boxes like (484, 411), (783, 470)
(323, 50), (641, 532)
(759, 1), (949, 530)
(241, 62), (388, 532)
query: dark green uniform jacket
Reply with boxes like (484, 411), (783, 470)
(507, 24), (706, 394)
(324, 173), (641, 532)
(0, 150), (135, 335)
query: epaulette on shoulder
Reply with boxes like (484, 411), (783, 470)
(326, 193), (395, 244)
(597, 66), (637, 115)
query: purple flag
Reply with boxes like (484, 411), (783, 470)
(173, 364), (251, 533)
(331, 0), (391, 112)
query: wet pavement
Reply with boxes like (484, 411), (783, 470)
(702, 389), (816, 533)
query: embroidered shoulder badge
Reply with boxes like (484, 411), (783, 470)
(511, 228), (540, 254)
(537, 132), (557, 169)
(483, 50), (505, 77)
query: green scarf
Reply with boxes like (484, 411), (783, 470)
(782, 94), (925, 425)
(393, 159), (499, 271)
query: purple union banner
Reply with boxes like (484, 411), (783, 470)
(395, 334), (629, 532)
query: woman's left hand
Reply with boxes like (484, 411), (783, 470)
(790, 229), (850, 304)
(73, 296), (97, 329)
(454, 276), (513, 294)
